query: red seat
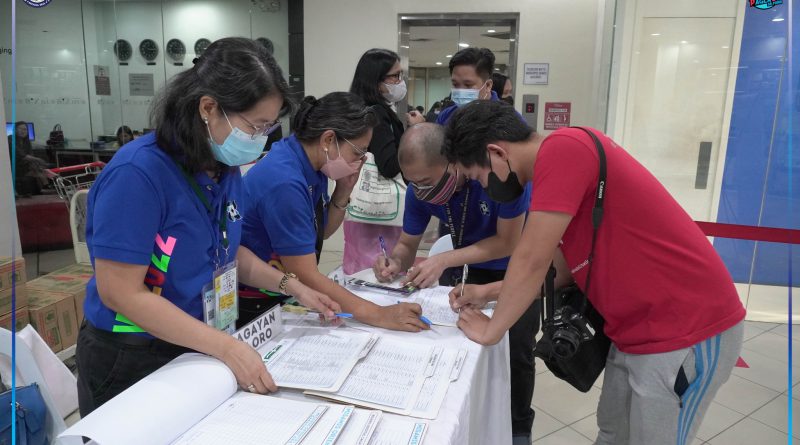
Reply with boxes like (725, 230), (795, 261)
(16, 195), (72, 252)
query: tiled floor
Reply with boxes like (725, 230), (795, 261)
(28, 247), (799, 443)
(531, 320), (799, 444)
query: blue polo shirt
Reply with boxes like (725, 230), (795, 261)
(403, 179), (532, 270)
(436, 91), (500, 125)
(241, 134), (329, 266)
(84, 132), (244, 335)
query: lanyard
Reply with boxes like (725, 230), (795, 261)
(444, 186), (470, 248)
(179, 166), (229, 261)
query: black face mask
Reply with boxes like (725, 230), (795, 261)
(484, 156), (524, 203)
(501, 96), (514, 106)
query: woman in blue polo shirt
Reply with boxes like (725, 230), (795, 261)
(241, 92), (429, 332)
(76, 38), (339, 416)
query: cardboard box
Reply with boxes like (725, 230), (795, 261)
(0, 257), (26, 291)
(0, 307), (30, 332)
(28, 263), (93, 325)
(28, 289), (79, 353)
(0, 284), (29, 318)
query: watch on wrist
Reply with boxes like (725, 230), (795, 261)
(332, 198), (350, 210)
(279, 272), (297, 295)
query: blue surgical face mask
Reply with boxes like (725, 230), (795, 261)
(206, 109), (269, 166)
(450, 81), (488, 107)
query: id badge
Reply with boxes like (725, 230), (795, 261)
(213, 261), (239, 330)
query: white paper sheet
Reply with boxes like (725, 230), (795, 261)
(306, 337), (432, 414)
(407, 287), (460, 326)
(59, 354), (237, 445)
(368, 417), (428, 445)
(411, 348), (467, 419)
(336, 409), (383, 445)
(171, 393), (328, 445)
(263, 327), (374, 392)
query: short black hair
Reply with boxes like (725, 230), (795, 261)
(491, 72), (508, 97)
(443, 100), (533, 167)
(150, 37), (291, 173)
(349, 48), (400, 106)
(292, 92), (378, 142)
(448, 48), (495, 80)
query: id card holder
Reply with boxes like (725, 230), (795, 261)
(213, 260), (239, 330)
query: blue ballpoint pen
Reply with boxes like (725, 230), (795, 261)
(378, 235), (390, 266)
(398, 300), (432, 325)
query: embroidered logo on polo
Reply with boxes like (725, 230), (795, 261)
(479, 200), (490, 215)
(226, 200), (241, 222)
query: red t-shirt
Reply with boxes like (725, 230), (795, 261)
(530, 127), (745, 354)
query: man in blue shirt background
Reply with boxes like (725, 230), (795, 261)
(373, 123), (540, 444)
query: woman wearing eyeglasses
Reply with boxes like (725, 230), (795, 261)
(239, 92), (430, 332)
(76, 38), (340, 416)
(341, 48), (427, 274)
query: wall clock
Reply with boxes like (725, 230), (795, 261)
(139, 39), (159, 62)
(113, 39), (132, 63)
(195, 38), (211, 57)
(166, 38), (186, 64)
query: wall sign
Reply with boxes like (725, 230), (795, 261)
(129, 73), (155, 96)
(543, 102), (571, 130)
(93, 65), (111, 96)
(523, 63), (549, 85)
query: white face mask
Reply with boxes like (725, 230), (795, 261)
(382, 80), (407, 103)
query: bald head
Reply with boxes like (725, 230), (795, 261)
(398, 123), (448, 168)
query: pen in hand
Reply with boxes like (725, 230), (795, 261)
(379, 235), (390, 267)
(398, 300), (432, 326)
(458, 264), (469, 313)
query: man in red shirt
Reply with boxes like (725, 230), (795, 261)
(443, 100), (745, 445)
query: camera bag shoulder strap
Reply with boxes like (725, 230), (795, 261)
(540, 127), (607, 320)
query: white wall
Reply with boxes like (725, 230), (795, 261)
(304, 0), (607, 132)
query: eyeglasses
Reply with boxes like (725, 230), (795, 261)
(342, 137), (368, 160)
(228, 109), (281, 140)
(383, 71), (405, 83)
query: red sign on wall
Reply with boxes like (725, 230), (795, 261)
(543, 102), (571, 131)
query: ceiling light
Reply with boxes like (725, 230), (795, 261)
(681, 40), (688, 44)
(772, 17), (784, 22)
(446, 54), (452, 58)
(435, 62), (442, 65)
(494, 68), (500, 71)
(487, 29), (496, 33)
(458, 42), (469, 48)
(509, 38), (515, 42)
(722, 46), (729, 49)
(400, 45), (410, 49)
(650, 33), (661, 36)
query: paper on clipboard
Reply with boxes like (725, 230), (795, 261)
(261, 327), (375, 392)
(305, 337), (432, 415)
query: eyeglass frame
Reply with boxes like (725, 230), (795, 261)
(383, 70), (405, 84)
(221, 107), (281, 140)
(341, 137), (369, 160)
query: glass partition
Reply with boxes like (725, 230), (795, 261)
(1, 0), (289, 166)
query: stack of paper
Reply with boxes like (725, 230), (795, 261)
(306, 336), (467, 419)
(263, 327), (377, 392)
